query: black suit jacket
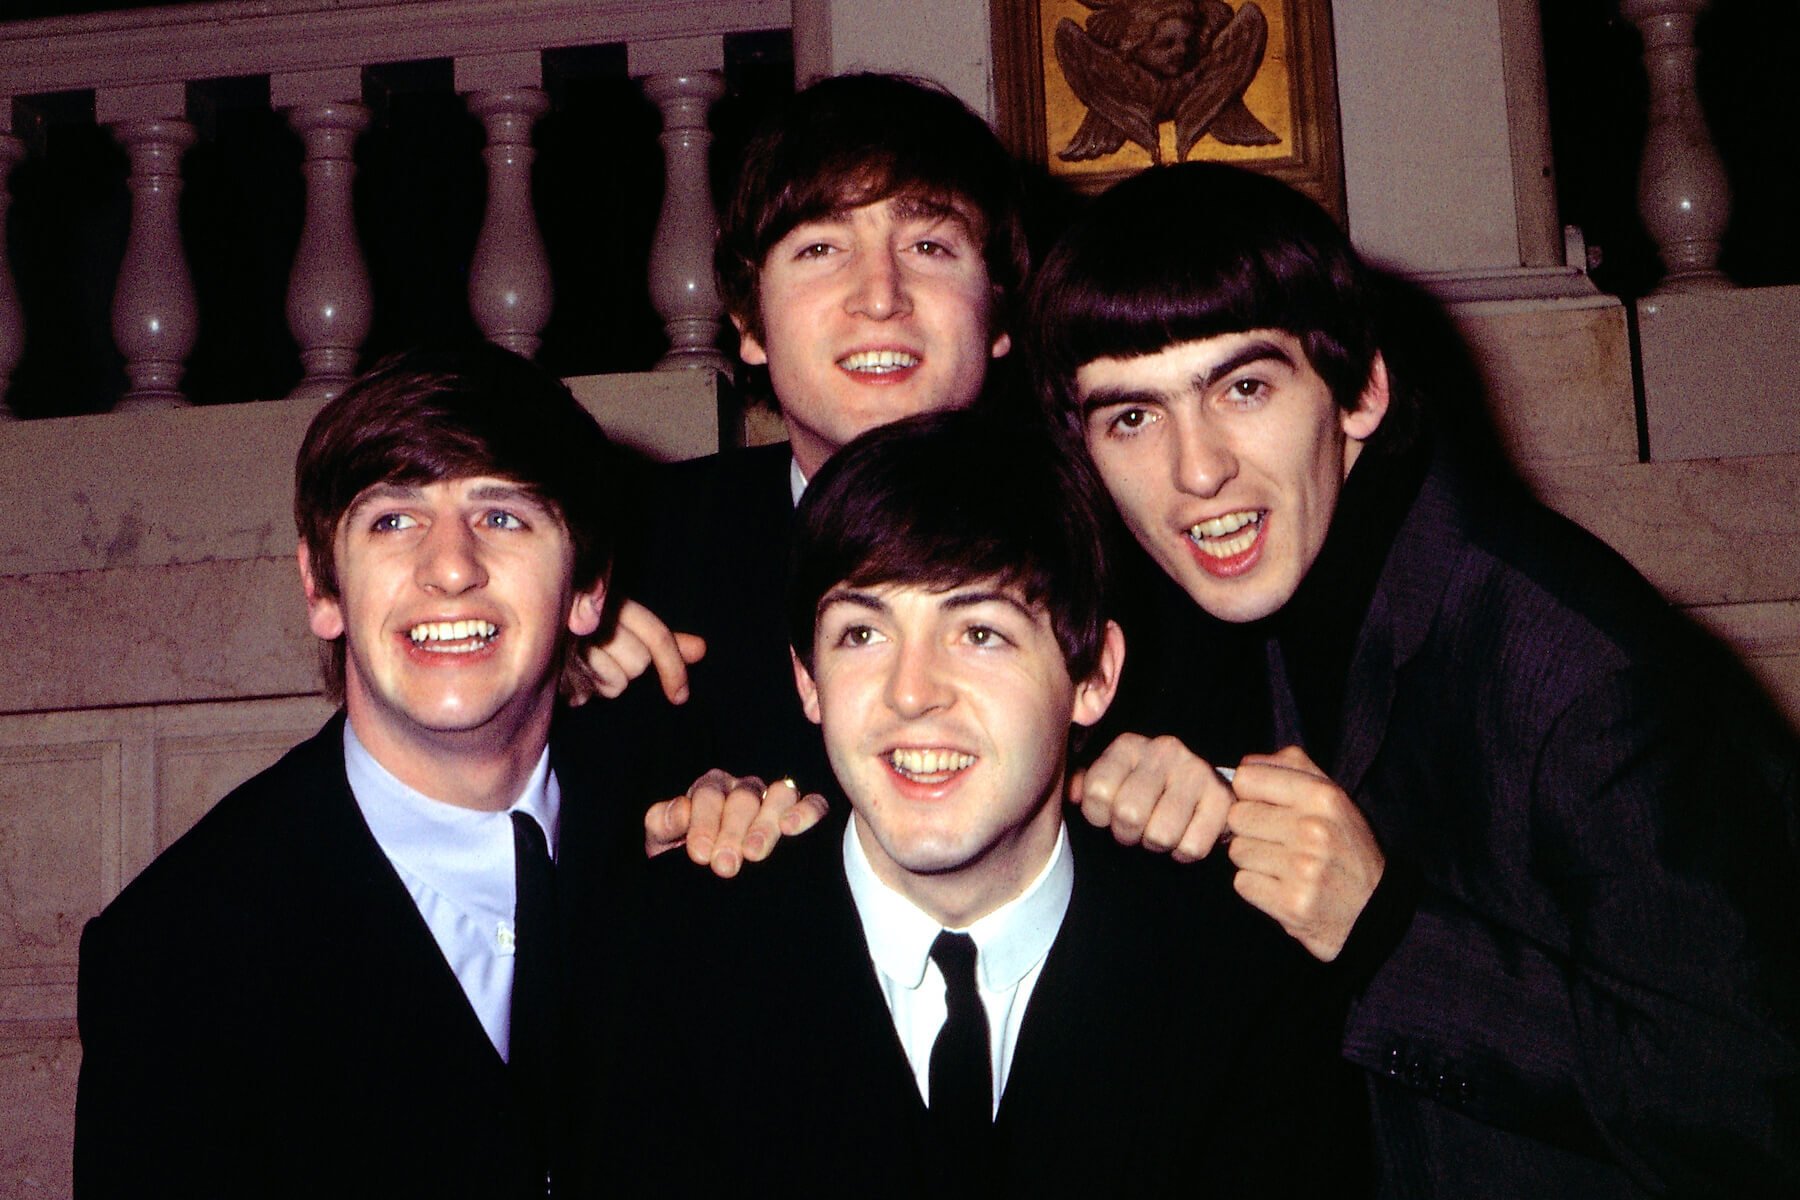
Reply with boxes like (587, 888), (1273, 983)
(591, 818), (1370, 1197)
(573, 442), (838, 812)
(74, 712), (643, 1199)
(1110, 451), (1800, 1197)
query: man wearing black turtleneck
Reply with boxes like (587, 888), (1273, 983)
(1030, 162), (1800, 1198)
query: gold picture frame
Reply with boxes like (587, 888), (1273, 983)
(992, 0), (1344, 218)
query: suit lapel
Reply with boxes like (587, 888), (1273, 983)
(1334, 459), (1464, 797)
(291, 718), (509, 1082)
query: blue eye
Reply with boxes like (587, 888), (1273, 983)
(483, 511), (525, 530)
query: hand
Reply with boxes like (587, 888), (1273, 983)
(643, 770), (831, 878)
(1069, 732), (1234, 862)
(571, 599), (706, 705)
(1225, 746), (1385, 962)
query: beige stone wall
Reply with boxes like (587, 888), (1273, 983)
(1454, 292), (1800, 719)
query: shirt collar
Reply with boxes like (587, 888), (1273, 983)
(843, 816), (1073, 993)
(344, 720), (560, 918)
(789, 455), (809, 507)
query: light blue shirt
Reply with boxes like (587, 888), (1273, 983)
(843, 817), (1074, 1117)
(342, 721), (560, 1061)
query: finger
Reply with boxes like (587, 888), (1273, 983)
(1074, 733), (1147, 830)
(1231, 760), (1333, 810)
(674, 632), (707, 666)
(1237, 745), (1327, 778)
(1067, 766), (1087, 808)
(1139, 754), (1220, 853)
(1168, 778), (1234, 863)
(617, 600), (697, 705)
(580, 644), (634, 702)
(684, 778), (727, 866)
(709, 780), (764, 879)
(740, 778), (797, 863)
(642, 795), (691, 858)
(780, 789), (831, 837)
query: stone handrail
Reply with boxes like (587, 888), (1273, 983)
(0, 0), (789, 415)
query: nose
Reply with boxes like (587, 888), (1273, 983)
(845, 247), (912, 321)
(1172, 411), (1237, 498)
(415, 520), (487, 595)
(883, 636), (952, 719)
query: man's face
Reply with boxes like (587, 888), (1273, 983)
(300, 475), (603, 770)
(740, 194), (1011, 479)
(1078, 332), (1388, 624)
(793, 580), (1120, 922)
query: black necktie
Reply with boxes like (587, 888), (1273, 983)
(510, 811), (559, 1190)
(928, 931), (992, 1139)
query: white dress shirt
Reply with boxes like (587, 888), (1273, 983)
(843, 816), (1075, 1117)
(343, 721), (560, 1061)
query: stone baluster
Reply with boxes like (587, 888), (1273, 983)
(0, 128), (24, 421)
(99, 85), (197, 410)
(275, 70), (372, 401)
(1623, 0), (1731, 291)
(458, 53), (552, 358)
(631, 37), (728, 373)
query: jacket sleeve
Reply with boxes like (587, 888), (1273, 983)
(1340, 662), (1800, 1197)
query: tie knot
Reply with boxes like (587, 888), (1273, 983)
(512, 810), (550, 862)
(930, 930), (979, 990)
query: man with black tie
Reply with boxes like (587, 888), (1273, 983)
(1031, 162), (1800, 1197)
(75, 345), (645, 1197)
(594, 407), (1368, 1196)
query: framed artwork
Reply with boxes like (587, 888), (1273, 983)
(991, 0), (1344, 217)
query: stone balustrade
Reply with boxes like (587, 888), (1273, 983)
(0, 0), (791, 416)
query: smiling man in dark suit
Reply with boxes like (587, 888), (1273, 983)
(74, 345), (645, 1198)
(596, 406), (1367, 1197)
(573, 73), (1031, 874)
(1031, 162), (1800, 1198)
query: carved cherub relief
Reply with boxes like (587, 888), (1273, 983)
(1055, 0), (1279, 164)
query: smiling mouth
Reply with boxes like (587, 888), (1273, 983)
(407, 620), (498, 654)
(838, 349), (920, 375)
(887, 747), (976, 784)
(1187, 511), (1263, 559)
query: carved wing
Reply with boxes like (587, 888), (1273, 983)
(1055, 17), (1162, 161)
(1173, 1), (1269, 161)
(1059, 110), (1130, 162)
(1208, 96), (1279, 147)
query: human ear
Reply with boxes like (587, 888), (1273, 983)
(1071, 621), (1126, 728)
(734, 313), (769, 366)
(298, 542), (345, 641)
(566, 583), (606, 638)
(791, 648), (822, 725)
(1341, 353), (1391, 444)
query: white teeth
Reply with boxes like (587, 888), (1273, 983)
(887, 747), (976, 781)
(839, 349), (919, 373)
(408, 620), (498, 651)
(1188, 512), (1262, 559)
